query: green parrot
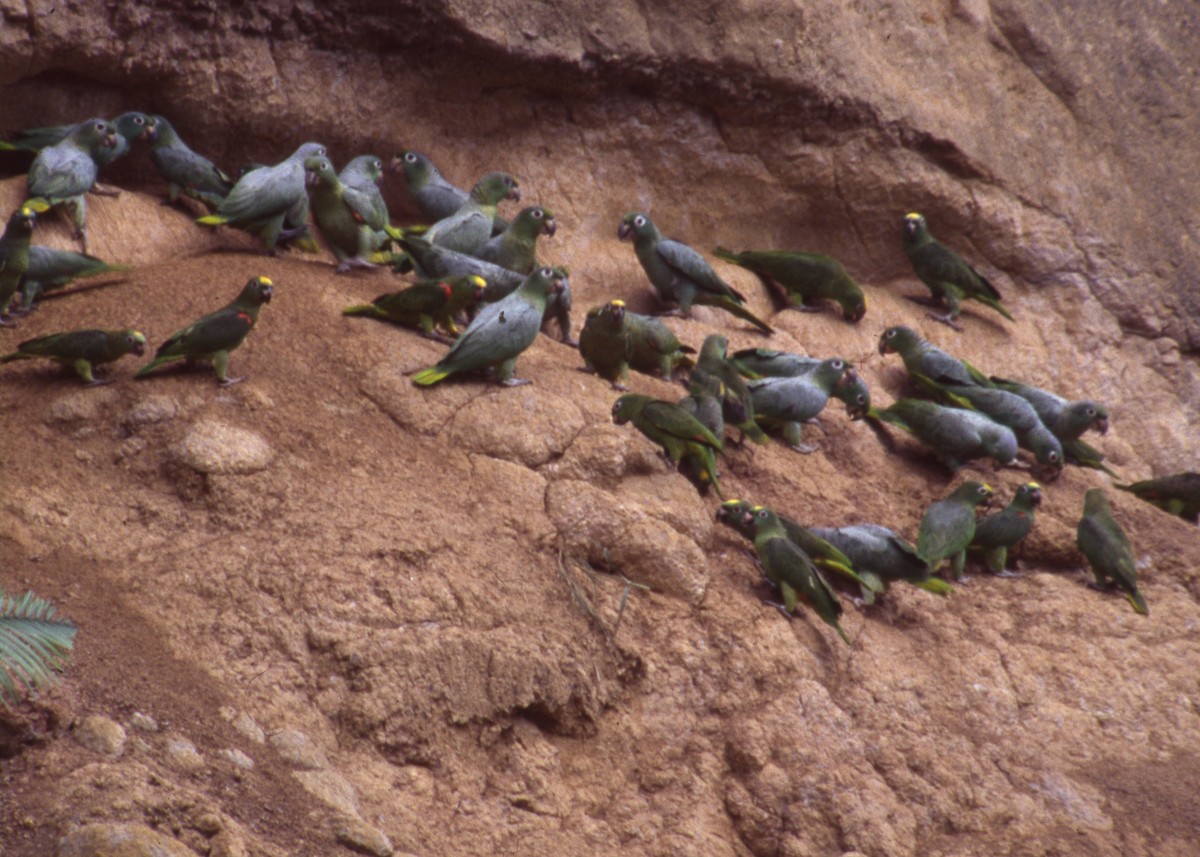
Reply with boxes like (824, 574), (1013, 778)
(398, 236), (524, 292)
(1115, 473), (1200, 524)
(716, 500), (881, 601)
(902, 212), (1014, 330)
(869, 398), (1019, 472)
(690, 334), (770, 445)
(1077, 488), (1148, 615)
(477, 205), (556, 275)
(197, 142), (326, 254)
(2, 112), (154, 166)
(808, 524), (955, 596)
(970, 482), (1042, 574)
(0, 203), (40, 322)
(16, 246), (128, 311)
(1, 328), (146, 385)
(149, 115), (234, 209)
(612, 393), (724, 496)
(343, 275), (486, 341)
(747, 358), (855, 452)
(25, 118), (119, 253)
(423, 172), (519, 256)
(305, 156), (393, 272)
(339, 155), (392, 232)
(134, 276), (273, 385)
(1062, 437), (1119, 478)
(625, 311), (695, 379)
(412, 266), (564, 387)
(989, 376), (1109, 442)
(617, 212), (772, 334)
(579, 299), (636, 389)
(712, 246), (867, 322)
(730, 348), (871, 420)
(741, 506), (851, 644)
(878, 325), (988, 387)
(917, 481), (994, 579)
(389, 150), (508, 234)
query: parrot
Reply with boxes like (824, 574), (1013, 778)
(1077, 488), (1148, 615)
(339, 155), (393, 234)
(690, 334), (770, 445)
(411, 266), (565, 387)
(617, 212), (772, 334)
(197, 142), (326, 254)
(389, 149), (508, 234)
(0, 202), (41, 322)
(716, 500), (881, 600)
(423, 172), (519, 256)
(808, 524), (955, 596)
(625, 311), (695, 379)
(989, 376), (1109, 442)
(149, 115), (234, 209)
(477, 205), (556, 275)
(747, 358), (855, 452)
(1, 328), (146, 385)
(917, 481), (994, 579)
(878, 325), (988, 387)
(343, 275), (486, 341)
(868, 398), (1019, 472)
(579, 299), (636, 388)
(134, 276), (273, 385)
(397, 235), (524, 293)
(305, 155), (393, 272)
(970, 482), (1042, 574)
(2, 112), (154, 167)
(741, 506), (851, 644)
(712, 246), (867, 321)
(730, 347), (871, 420)
(25, 118), (119, 253)
(1062, 437), (1119, 477)
(16, 245), (128, 311)
(902, 212), (1014, 329)
(1115, 472), (1200, 524)
(612, 393), (724, 496)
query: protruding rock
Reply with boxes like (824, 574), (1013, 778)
(335, 817), (394, 857)
(75, 715), (126, 756)
(173, 420), (272, 475)
(58, 822), (194, 857)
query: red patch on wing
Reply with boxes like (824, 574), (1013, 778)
(439, 281), (452, 298)
(237, 311), (254, 326)
(353, 211), (365, 223)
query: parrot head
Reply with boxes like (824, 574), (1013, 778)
(601, 299), (626, 325)
(838, 378), (871, 421)
(842, 294), (867, 322)
(698, 333), (729, 362)
(346, 155), (385, 186)
(611, 393), (649, 425)
(515, 206), (556, 238)
(392, 150), (436, 185)
(304, 156), (337, 187)
(1079, 402), (1109, 435)
(1082, 487), (1110, 516)
(9, 205), (37, 233)
(715, 500), (756, 539)
(472, 172), (520, 205)
(124, 331), (148, 356)
(878, 325), (918, 356)
(76, 118), (119, 151)
(903, 212), (928, 242)
(959, 481), (995, 509)
(1030, 437), (1064, 481)
(114, 112), (156, 143)
(237, 276), (274, 306)
(739, 505), (777, 535)
(617, 212), (654, 242)
(293, 142), (327, 162)
(1017, 483), (1043, 508)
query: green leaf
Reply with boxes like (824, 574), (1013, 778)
(0, 587), (76, 708)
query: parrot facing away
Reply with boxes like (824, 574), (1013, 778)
(730, 347), (871, 420)
(902, 212), (1014, 330)
(612, 393), (724, 496)
(423, 172), (519, 256)
(989, 376), (1109, 442)
(412, 266), (565, 387)
(134, 276), (273, 385)
(1, 328), (145, 385)
(16, 245), (128, 311)
(197, 142), (326, 254)
(0, 202), (41, 321)
(747, 358), (855, 452)
(712, 246), (867, 322)
(878, 325), (987, 387)
(741, 506), (851, 644)
(343, 275), (485, 341)
(869, 398), (1019, 473)
(970, 482), (1042, 574)
(398, 235), (524, 292)
(149, 115), (234, 209)
(690, 334), (770, 445)
(1077, 488), (1148, 615)
(808, 524), (955, 596)
(390, 149), (508, 235)
(618, 212), (772, 334)
(1115, 473), (1200, 524)
(25, 119), (118, 252)
(917, 481), (994, 579)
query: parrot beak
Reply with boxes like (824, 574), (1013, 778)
(850, 303), (866, 322)
(306, 171), (319, 188)
(836, 368), (858, 388)
(132, 341), (146, 356)
(877, 337), (890, 356)
(260, 285), (274, 303)
(103, 133), (118, 149)
(544, 218), (557, 237)
(551, 275), (568, 296)
(387, 155), (402, 173)
(1030, 488), (1043, 506)
(508, 187), (521, 203)
(1096, 416), (1109, 435)
(617, 221), (633, 241)
(145, 121), (158, 142)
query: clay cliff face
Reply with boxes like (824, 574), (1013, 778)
(1, 2), (1198, 856)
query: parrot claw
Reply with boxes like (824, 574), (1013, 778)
(797, 303), (824, 313)
(763, 600), (794, 620)
(499, 378), (532, 387)
(788, 443), (819, 454)
(994, 570), (1018, 578)
(927, 311), (963, 332)
(0, 317), (16, 328)
(217, 376), (246, 387)
(612, 382), (630, 392)
(86, 378), (116, 387)
(90, 182), (122, 197)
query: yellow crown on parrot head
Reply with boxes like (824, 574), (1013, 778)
(1027, 482), (1041, 490)
(611, 299), (625, 307)
(469, 276), (485, 288)
(259, 276), (273, 286)
(905, 212), (922, 221)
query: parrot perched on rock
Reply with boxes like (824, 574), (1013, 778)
(917, 481), (994, 579)
(579, 299), (689, 389)
(740, 506), (851, 644)
(25, 119), (118, 253)
(988, 376), (1109, 443)
(305, 156), (396, 272)
(1, 328), (146, 385)
(625, 311), (695, 379)
(339, 155), (392, 230)
(808, 524), (954, 596)
(1077, 488), (1148, 615)
(412, 266), (564, 387)
(690, 334), (770, 445)
(389, 149), (508, 234)
(902, 212), (1013, 330)
(612, 393), (723, 496)
(730, 347), (871, 420)
(343, 275), (486, 341)
(618, 212), (772, 334)
(197, 142), (325, 254)
(0, 202), (41, 322)
(712, 246), (867, 321)
(398, 236), (524, 292)
(135, 276), (273, 385)
(716, 500), (881, 601)
(423, 172), (519, 256)
(747, 358), (855, 452)
(3, 112), (154, 167)
(149, 115), (234, 209)
(1115, 472), (1200, 524)
(477, 205), (555, 275)
(970, 482), (1042, 574)
(878, 325), (987, 387)
(869, 398), (1019, 472)
(16, 245), (128, 312)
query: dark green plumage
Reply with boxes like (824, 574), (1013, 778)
(808, 524), (954, 596)
(731, 347), (871, 420)
(135, 276), (273, 385)
(917, 481), (994, 579)
(712, 246), (866, 321)
(902, 212), (1014, 329)
(390, 149), (508, 235)
(398, 236), (524, 293)
(3, 112), (153, 167)
(1115, 473), (1200, 524)
(747, 358), (854, 452)
(306, 156), (388, 272)
(1077, 488), (1147, 615)
(579, 300), (635, 389)
(989, 376), (1109, 442)
(690, 334), (769, 445)
(0, 203), (38, 321)
(878, 325), (987, 387)
(478, 205), (555, 276)
(970, 482), (1042, 574)
(149, 116), (233, 209)
(1, 328), (146, 385)
(869, 398), (1019, 472)
(17, 246), (128, 311)
(612, 393), (723, 496)
(343, 275), (486, 340)
(618, 212), (772, 334)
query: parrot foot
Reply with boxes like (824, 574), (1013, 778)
(796, 303), (824, 313)
(217, 376), (245, 387)
(499, 378), (532, 387)
(86, 377), (116, 387)
(763, 600), (795, 620)
(610, 382), (630, 391)
(1085, 579), (1115, 592)
(927, 311), (964, 332)
(90, 182), (122, 197)
(788, 443), (819, 454)
(336, 257), (378, 273)
(805, 417), (827, 434)
(7, 304), (35, 318)
(993, 570), (1019, 578)
(559, 335), (580, 347)
(420, 331), (455, 345)
(0, 317), (15, 328)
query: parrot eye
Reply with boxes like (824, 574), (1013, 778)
(633, 215), (646, 228)
(885, 329), (896, 338)
(978, 487), (989, 496)
(405, 152), (417, 163)
(1049, 451), (1060, 463)
(533, 209), (544, 219)
(134, 116), (145, 125)
(832, 359), (844, 369)
(1086, 406), (1096, 416)
(373, 160), (381, 170)
(94, 122), (105, 132)
(540, 267), (554, 278)
(757, 510), (769, 519)
(856, 395), (867, 405)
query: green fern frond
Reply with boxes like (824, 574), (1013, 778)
(0, 588), (77, 708)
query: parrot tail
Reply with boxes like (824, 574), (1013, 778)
(196, 214), (229, 226)
(0, 351), (23, 363)
(712, 246), (741, 265)
(1127, 590), (1149, 615)
(975, 294), (1015, 322)
(739, 419), (771, 446)
(832, 622), (852, 646)
(133, 359), (165, 378)
(858, 571), (886, 595)
(342, 304), (382, 318)
(916, 578), (955, 595)
(709, 295), (773, 335)
(411, 366), (450, 386)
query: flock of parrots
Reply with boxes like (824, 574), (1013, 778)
(2, 111), (1197, 644)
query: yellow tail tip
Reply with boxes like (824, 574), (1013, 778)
(412, 367), (449, 386)
(197, 214), (227, 226)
